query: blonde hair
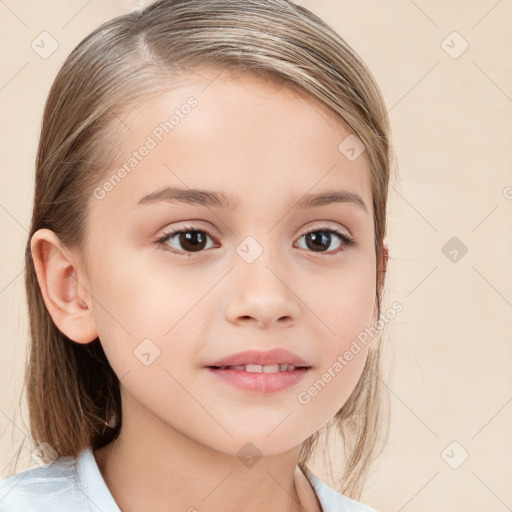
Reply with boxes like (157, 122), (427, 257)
(12, 0), (395, 500)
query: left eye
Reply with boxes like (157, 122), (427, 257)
(295, 228), (355, 254)
(155, 225), (355, 255)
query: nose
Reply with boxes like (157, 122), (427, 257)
(224, 251), (301, 329)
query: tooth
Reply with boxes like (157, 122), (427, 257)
(245, 364), (263, 373)
(222, 363), (298, 372)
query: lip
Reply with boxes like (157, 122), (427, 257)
(206, 366), (310, 394)
(206, 348), (311, 368)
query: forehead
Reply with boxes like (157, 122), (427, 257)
(91, 69), (372, 219)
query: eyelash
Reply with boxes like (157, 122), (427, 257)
(154, 223), (356, 257)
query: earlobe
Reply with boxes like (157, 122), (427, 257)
(30, 228), (98, 344)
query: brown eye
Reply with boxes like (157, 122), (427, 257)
(156, 226), (217, 254)
(155, 224), (355, 257)
(295, 228), (355, 255)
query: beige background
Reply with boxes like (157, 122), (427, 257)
(1, 1), (511, 510)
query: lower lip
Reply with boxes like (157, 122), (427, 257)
(206, 367), (310, 394)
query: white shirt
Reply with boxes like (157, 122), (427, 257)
(0, 446), (377, 511)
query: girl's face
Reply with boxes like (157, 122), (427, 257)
(77, 69), (382, 456)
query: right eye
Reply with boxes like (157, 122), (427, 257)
(155, 225), (218, 255)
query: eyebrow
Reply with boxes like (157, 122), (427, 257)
(136, 186), (368, 213)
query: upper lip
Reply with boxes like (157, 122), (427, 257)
(206, 348), (311, 368)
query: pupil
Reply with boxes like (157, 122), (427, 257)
(181, 231), (206, 251)
(307, 231), (330, 252)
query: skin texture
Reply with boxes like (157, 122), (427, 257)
(31, 69), (387, 512)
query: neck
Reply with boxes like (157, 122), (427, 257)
(94, 392), (322, 512)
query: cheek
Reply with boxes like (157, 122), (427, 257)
(87, 246), (213, 375)
(301, 257), (376, 342)
(89, 242), (203, 330)
(297, 292), (374, 420)
(295, 259), (376, 408)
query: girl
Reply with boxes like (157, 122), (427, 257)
(0, 0), (395, 510)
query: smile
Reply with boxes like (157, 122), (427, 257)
(211, 363), (299, 373)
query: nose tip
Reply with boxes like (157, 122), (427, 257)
(225, 243), (302, 328)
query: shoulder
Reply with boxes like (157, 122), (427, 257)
(0, 455), (87, 512)
(302, 466), (378, 512)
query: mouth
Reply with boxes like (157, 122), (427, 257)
(204, 348), (312, 394)
(207, 363), (310, 373)
(205, 363), (311, 394)
(205, 348), (312, 369)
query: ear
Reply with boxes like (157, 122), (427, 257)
(30, 228), (98, 344)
